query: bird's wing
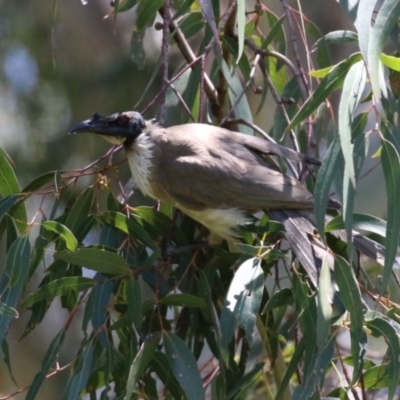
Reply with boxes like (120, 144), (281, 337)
(154, 126), (314, 211)
(228, 129), (321, 165)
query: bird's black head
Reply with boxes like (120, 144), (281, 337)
(69, 111), (146, 146)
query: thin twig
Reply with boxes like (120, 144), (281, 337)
(219, 0), (237, 33)
(281, 0), (315, 155)
(141, 56), (204, 117)
(160, 10), (218, 105)
(167, 81), (196, 121)
(158, 0), (171, 124)
(220, 54), (261, 126)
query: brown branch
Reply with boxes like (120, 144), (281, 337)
(158, 8), (218, 106)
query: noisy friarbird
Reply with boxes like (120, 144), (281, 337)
(70, 111), (397, 284)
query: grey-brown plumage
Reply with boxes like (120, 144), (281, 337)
(70, 111), (397, 284)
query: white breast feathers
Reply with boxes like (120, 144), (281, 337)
(126, 133), (155, 198)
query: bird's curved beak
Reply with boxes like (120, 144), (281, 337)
(69, 112), (144, 146)
(69, 113), (127, 136)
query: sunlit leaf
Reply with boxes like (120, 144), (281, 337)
(381, 53), (400, 71)
(316, 258), (332, 350)
(354, 0), (375, 61)
(220, 258), (264, 348)
(42, 221), (79, 252)
(287, 53), (362, 132)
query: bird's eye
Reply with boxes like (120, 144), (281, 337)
(117, 115), (130, 126)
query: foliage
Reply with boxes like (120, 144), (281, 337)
(1, 0), (400, 399)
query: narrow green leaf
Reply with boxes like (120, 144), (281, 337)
(151, 351), (185, 399)
(214, 47), (253, 134)
(125, 276), (142, 328)
(326, 213), (387, 237)
(368, 0), (400, 98)
(275, 337), (306, 399)
(61, 343), (94, 400)
(42, 221), (79, 252)
(354, 0), (375, 61)
(381, 53), (400, 71)
(381, 135), (400, 290)
(114, 0), (137, 13)
(226, 362), (264, 400)
(55, 248), (130, 274)
(126, 332), (161, 398)
(0, 152), (27, 233)
(64, 187), (94, 234)
(5, 234), (31, 288)
(136, 0), (163, 31)
(198, 0), (219, 45)
(236, 0), (245, 62)
(0, 302), (18, 318)
(334, 255), (365, 382)
(159, 294), (206, 308)
(0, 195), (21, 220)
(262, 288), (293, 313)
(221, 35), (251, 79)
(227, 66), (253, 134)
(336, 1), (359, 23)
(25, 329), (66, 400)
(261, 14), (286, 50)
(303, 16), (331, 68)
(363, 363), (391, 390)
(315, 135), (343, 241)
(22, 277), (94, 308)
(287, 53), (362, 132)
(293, 271), (317, 349)
(22, 171), (57, 193)
(163, 331), (205, 400)
(365, 316), (400, 400)
(90, 274), (114, 348)
(339, 60), (366, 188)
(179, 12), (205, 39)
(313, 30), (358, 49)
(100, 210), (157, 250)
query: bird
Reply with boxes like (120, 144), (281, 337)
(70, 111), (396, 284)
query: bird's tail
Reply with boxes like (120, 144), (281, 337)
(267, 209), (399, 286)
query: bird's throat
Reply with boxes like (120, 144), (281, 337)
(126, 133), (155, 198)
